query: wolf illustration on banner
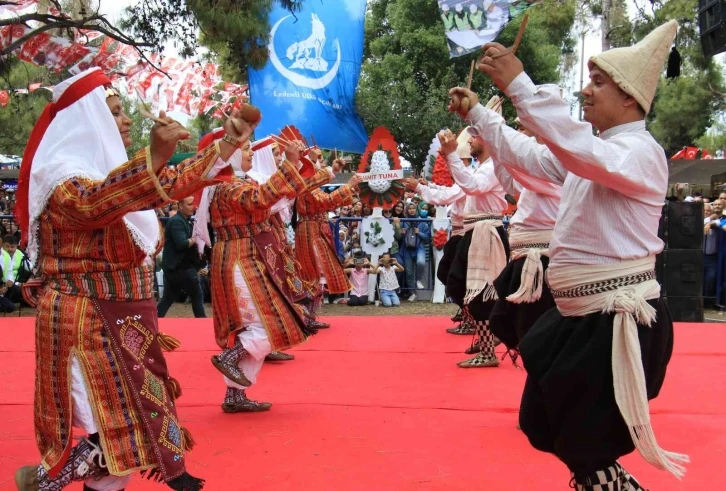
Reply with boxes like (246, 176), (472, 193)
(286, 14), (328, 72)
(249, 0), (369, 153)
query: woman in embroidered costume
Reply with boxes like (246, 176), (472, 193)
(265, 145), (335, 333)
(193, 132), (332, 413)
(293, 151), (360, 310)
(451, 20), (687, 490)
(13, 68), (254, 491)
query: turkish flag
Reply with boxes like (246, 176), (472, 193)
(685, 147), (699, 159)
(0, 91), (8, 107)
(671, 148), (686, 160)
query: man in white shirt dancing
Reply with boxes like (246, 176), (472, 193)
(446, 19), (688, 490)
(437, 98), (509, 368)
(487, 118), (561, 359)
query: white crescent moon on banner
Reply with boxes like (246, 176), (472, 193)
(269, 15), (341, 90)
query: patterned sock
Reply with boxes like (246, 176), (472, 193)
(480, 321), (494, 358)
(468, 314), (494, 359)
(570, 463), (646, 491)
(224, 388), (238, 405)
(37, 437), (107, 490)
(217, 343), (248, 367)
(618, 464), (646, 490)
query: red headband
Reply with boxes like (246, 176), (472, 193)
(16, 70), (112, 248)
(198, 128), (225, 152)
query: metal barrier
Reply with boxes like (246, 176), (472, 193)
(334, 216), (435, 295)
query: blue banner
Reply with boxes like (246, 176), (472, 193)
(249, 0), (369, 153)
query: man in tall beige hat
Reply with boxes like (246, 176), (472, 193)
(447, 20), (688, 490)
(436, 95), (509, 368)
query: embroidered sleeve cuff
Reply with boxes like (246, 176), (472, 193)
(280, 160), (307, 194)
(144, 146), (172, 204)
(201, 141), (233, 181)
(505, 72), (536, 104)
(339, 185), (355, 202)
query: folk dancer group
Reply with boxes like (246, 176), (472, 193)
(13, 64), (357, 489)
(441, 18), (687, 490)
(15, 18), (687, 491)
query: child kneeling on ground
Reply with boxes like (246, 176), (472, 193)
(377, 253), (404, 307)
(344, 255), (377, 306)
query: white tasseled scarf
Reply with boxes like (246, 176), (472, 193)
(463, 216), (506, 304)
(547, 257), (689, 479)
(506, 229), (552, 304)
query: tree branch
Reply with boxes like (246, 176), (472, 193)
(0, 12), (165, 76)
(709, 84), (726, 99)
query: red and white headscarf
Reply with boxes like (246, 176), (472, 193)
(17, 67), (160, 264)
(193, 129), (232, 254)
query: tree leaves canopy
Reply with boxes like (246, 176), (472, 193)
(356, 0), (576, 171)
(632, 0), (726, 155)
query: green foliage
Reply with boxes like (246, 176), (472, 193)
(188, 111), (217, 145)
(123, 0), (303, 80)
(608, 0), (634, 48)
(356, 0), (575, 171)
(695, 123), (726, 153)
(121, 95), (153, 156)
(632, 0), (726, 154)
(0, 60), (62, 156)
(649, 75), (723, 154)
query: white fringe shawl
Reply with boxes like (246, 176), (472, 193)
(463, 217), (506, 305)
(506, 229), (552, 304)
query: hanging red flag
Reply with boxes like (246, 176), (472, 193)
(685, 147), (699, 159)
(670, 147), (686, 160)
(0, 91), (8, 107)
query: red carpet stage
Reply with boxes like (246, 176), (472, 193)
(0, 317), (723, 489)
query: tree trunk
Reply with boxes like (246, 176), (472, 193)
(601, 0), (612, 52)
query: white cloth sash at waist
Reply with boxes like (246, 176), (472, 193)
(506, 229), (552, 304)
(546, 257), (689, 479)
(462, 214), (505, 305)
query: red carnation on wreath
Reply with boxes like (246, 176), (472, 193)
(431, 152), (455, 187)
(433, 228), (449, 250)
(357, 126), (405, 210)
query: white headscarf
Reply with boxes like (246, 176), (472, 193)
(192, 135), (292, 254)
(250, 137), (277, 177)
(249, 139), (293, 224)
(26, 68), (160, 264)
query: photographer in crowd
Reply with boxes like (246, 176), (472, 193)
(376, 252), (405, 307)
(344, 254), (377, 306)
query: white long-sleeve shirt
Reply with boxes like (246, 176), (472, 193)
(416, 182), (466, 225)
(492, 154), (561, 232)
(466, 72), (667, 268)
(447, 155), (507, 217)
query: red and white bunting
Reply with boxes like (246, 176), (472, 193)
(0, 2), (241, 117)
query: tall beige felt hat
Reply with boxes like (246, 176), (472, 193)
(588, 20), (678, 114)
(456, 127), (472, 159)
(485, 95), (503, 115)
